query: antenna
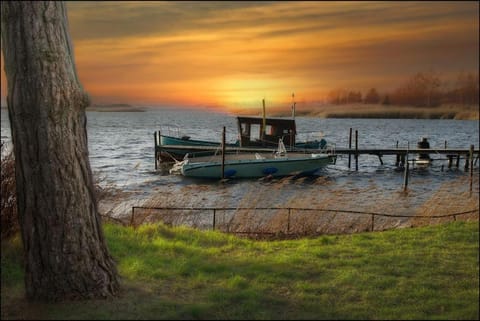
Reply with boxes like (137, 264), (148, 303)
(262, 98), (266, 140)
(291, 92), (296, 120)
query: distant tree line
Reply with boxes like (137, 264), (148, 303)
(326, 71), (479, 107)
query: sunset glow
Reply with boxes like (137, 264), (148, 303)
(1, 1), (478, 112)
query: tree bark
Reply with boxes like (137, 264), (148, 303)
(1, 1), (119, 301)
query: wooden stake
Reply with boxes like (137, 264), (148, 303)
(403, 142), (409, 191)
(154, 131), (158, 170)
(348, 128), (352, 169)
(355, 130), (358, 171)
(470, 145), (474, 193)
(221, 126), (226, 179)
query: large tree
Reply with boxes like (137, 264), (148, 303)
(1, 1), (119, 301)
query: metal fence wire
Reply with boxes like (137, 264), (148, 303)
(128, 206), (479, 237)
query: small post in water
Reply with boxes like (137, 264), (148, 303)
(154, 131), (158, 170)
(403, 142), (410, 191)
(348, 128), (352, 169)
(221, 126), (226, 179)
(355, 130), (358, 171)
(469, 145), (474, 193)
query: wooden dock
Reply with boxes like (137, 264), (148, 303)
(154, 127), (478, 192)
(154, 127), (478, 172)
(156, 144), (478, 166)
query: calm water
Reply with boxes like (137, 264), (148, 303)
(1, 108), (479, 217)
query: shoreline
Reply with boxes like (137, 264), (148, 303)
(4, 104), (478, 120)
(234, 104), (479, 120)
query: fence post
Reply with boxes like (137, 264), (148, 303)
(371, 214), (374, 232)
(287, 208), (291, 234)
(130, 207), (135, 227)
(213, 209), (216, 230)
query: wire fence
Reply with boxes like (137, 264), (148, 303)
(111, 206), (480, 239)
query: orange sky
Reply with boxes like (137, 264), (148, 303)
(1, 1), (479, 112)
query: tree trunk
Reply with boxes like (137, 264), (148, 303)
(1, 1), (119, 301)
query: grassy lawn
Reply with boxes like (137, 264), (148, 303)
(1, 221), (479, 320)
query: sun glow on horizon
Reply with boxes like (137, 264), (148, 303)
(0, 1), (478, 110)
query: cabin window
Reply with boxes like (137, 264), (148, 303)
(241, 123), (248, 136)
(250, 124), (261, 141)
(265, 125), (274, 135)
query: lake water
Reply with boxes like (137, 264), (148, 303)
(1, 108), (479, 230)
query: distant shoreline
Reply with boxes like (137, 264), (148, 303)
(235, 104), (479, 121)
(86, 104), (147, 112)
(3, 103), (478, 120)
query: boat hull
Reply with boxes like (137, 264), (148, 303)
(158, 135), (238, 161)
(181, 154), (335, 179)
(157, 134), (324, 162)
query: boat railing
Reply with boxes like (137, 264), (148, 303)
(297, 130), (325, 142)
(325, 143), (336, 155)
(157, 124), (182, 138)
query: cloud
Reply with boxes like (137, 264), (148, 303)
(1, 1), (478, 107)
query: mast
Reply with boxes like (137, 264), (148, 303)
(262, 98), (266, 142)
(291, 92), (296, 120)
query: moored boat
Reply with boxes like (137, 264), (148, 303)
(156, 115), (326, 162)
(171, 139), (335, 179)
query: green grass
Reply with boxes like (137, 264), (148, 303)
(2, 221), (479, 320)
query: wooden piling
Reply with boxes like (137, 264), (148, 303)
(403, 161), (409, 191)
(355, 130), (358, 171)
(221, 126), (226, 179)
(154, 131), (158, 170)
(470, 145), (474, 193)
(447, 155), (453, 168)
(378, 155), (383, 165)
(403, 142), (409, 191)
(456, 154), (460, 168)
(348, 128), (352, 169)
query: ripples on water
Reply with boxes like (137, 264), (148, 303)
(1, 108), (479, 222)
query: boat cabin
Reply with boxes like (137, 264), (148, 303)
(237, 117), (296, 148)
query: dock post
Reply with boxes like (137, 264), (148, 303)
(355, 130), (358, 171)
(221, 126), (226, 179)
(378, 155), (383, 165)
(154, 131), (158, 170)
(447, 155), (453, 168)
(464, 152), (469, 171)
(403, 142), (409, 191)
(469, 145), (474, 193)
(455, 155), (460, 168)
(395, 141), (400, 167)
(403, 160), (409, 191)
(348, 128), (352, 169)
